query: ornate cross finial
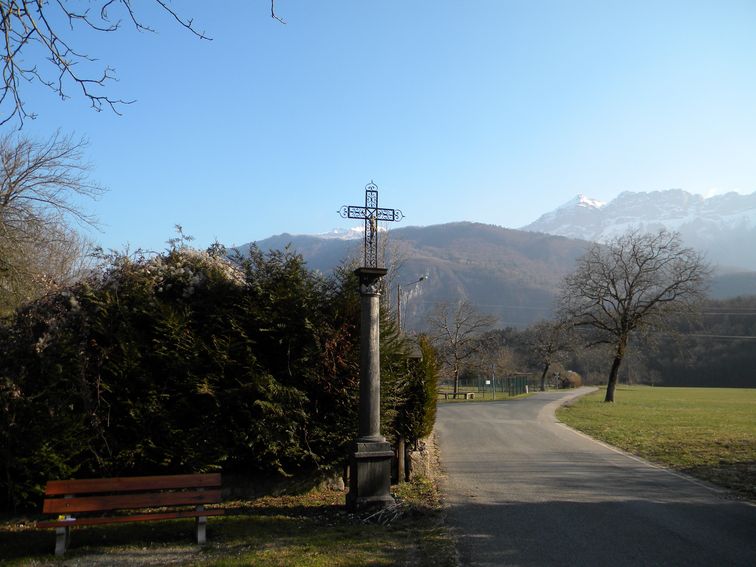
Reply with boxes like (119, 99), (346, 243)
(339, 181), (404, 268)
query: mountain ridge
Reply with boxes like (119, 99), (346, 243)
(235, 190), (756, 330)
(238, 222), (590, 330)
(522, 189), (756, 271)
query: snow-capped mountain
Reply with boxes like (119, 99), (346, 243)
(237, 218), (756, 330)
(558, 194), (607, 211)
(288, 226), (386, 241)
(521, 189), (756, 271)
(315, 227), (364, 240)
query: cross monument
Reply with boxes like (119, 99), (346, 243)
(339, 180), (404, 268)
(339, 181), (403, 510)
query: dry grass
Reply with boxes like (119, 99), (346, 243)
(1, 432), (455, 567)
(0, 481), (455, 567)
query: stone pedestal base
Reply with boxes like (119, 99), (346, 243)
(346, 441), (395, 511)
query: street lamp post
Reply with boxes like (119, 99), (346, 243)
(397, 276), (427, 332)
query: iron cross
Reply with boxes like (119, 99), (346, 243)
(339, 181), (404, 268)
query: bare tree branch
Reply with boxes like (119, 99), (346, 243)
(527, 319), (573, 391)
(428, 300), (495, 395)
(271, 0), (287, 24)
(0, 131), (102, 314)
(0, 1), (285, 126)
(560, 229), (710, 401)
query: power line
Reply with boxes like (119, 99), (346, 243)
(414, 300), (552, 311)
(682, 334), (756, 341)
(702, 312), (756, 316)
(654, 332), (756, 341)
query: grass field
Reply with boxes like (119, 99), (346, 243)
(0, 478), (455, 566)
(557, 386), (756, 500)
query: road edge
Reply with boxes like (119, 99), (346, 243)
(550, 387), (755, 505)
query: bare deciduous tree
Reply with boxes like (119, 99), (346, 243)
(0, 131), (101, 314)
(561, 229), (710, 402)
(0, 1), (284, 126)
(0, 221), (91, 314)
(429, 300), (496, 395)
(528, 319), (572, 391)
(473, 337), (517, 395)
(0, 131), (103, 234)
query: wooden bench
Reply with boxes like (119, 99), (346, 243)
(36, 473), (223, 556)
(438, 392), (475, 400)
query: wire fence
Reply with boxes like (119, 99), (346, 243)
(439, 373), (537, 399)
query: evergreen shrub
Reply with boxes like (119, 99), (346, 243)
(0, 245), (366, 511)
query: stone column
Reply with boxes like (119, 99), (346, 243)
(346, 267), (395, 511)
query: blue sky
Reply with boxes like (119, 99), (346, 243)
(13, 0), (756, 252)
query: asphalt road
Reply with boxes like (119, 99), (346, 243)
(436, 388), (756, 567)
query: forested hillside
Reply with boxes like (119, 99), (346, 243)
(645, 296), (756, 387)
(246, 222), (592, 329)
(245, 222), (756, 331)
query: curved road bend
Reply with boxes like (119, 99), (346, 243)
(436, 388), (756, 567)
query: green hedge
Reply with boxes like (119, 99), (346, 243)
(0, 244), (439, 512)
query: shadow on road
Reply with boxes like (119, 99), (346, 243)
(448, 498), (756, 567)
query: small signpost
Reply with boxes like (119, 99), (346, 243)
(339, 181), (403, 510)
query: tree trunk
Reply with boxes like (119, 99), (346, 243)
(404, 443), (412, 482)
(396, 436), (405, 484)
(539, 363), (550, 392)
(604, 337), (627, 402)
(405, 444), (413, 482)
(453, 365), (459, 395)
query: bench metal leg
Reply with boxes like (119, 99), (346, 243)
(54, 526), (70, 556)
(196, 515), (207, 545)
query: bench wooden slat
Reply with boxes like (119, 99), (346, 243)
(43, 488), (222, 514)
(44, 473), (221, 496)
(39, 473), (223, 556)
(37, 508), (224, 528)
